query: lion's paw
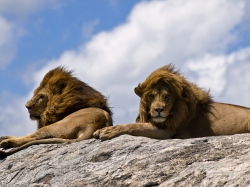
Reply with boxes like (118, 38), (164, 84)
(0, 136), (10, 142)
(93, 126), (121, 141)
(0, 140), (14, 149)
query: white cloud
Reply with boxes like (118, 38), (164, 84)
(185, 47), (250, 106)
(0, 93), (35, 136)
(223, 48), (250, 106)
(186, 54), (231, 96)
(0, 17), (17, 68)
(1, 0), (250, 136)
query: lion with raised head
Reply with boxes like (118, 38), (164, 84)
(0, 66), (112, 159)
(94, 64), (250, 140)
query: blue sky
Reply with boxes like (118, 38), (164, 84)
(0, 0), (250, 136)
(0, 0), (137, 94)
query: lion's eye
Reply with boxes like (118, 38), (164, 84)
(165, 95), (170, 101)
(40, 95), (45, 99)
(149, 94), (155, 100)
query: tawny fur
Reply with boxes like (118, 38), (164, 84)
(0, 67), (113, 159)
(35, 66), (112, 128)
(134, 64), (212, 131)
(94, 64), (250, 140)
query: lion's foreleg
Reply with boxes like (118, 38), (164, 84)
(0, 136), (23, 140)
(0, 123), (107, 159)
(94, 123), (175, 140)
(0, 137), (35, 149)
(0, 126), (53, 149)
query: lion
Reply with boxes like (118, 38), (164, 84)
(0, 66), (112, 159)
(94, 64), (250, 140)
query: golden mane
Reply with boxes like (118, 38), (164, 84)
(134, 64), (212, 131)
(36, 66), (112, 128)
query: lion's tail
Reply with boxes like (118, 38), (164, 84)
(0, 138), (88, 159)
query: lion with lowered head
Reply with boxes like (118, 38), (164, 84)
(94, 64), (250, 140)
(0, 66), (112, 159)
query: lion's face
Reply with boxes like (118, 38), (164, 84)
(145, 83), (175, 123)
(25, 87), (50, 120)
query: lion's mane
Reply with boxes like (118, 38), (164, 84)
(134, 64), (213, 131)
(35, 66), (112, 128)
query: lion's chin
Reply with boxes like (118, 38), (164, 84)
(152, 117), (166, 123)
(29, 114), (41, 120)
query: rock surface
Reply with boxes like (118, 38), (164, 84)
(0, 134), (250, 186)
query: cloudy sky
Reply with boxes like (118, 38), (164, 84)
(0, 0), (250, 136)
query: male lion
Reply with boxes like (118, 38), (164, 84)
(0, 67), (112, 159)
(94, 64), (250, 140)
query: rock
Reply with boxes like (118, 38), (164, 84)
(0, 134), (250, 186)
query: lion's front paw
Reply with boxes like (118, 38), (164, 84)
(0, 136), (11, 149)
(93, 126), (121, 141)
(0, 136), (10, 142)
(0, 140), (14, 149)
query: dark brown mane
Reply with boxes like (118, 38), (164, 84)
(36, 66), (112, 128)
(134, 64), (213, 130)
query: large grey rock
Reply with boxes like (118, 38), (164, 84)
(0, 134), (250, 187)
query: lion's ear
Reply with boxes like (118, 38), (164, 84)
(51, 79), (67, 94)
(134, 84), (143, 97)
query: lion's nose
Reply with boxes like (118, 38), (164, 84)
(154, 107), (163, 113)
(25, 103), (32, 110)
